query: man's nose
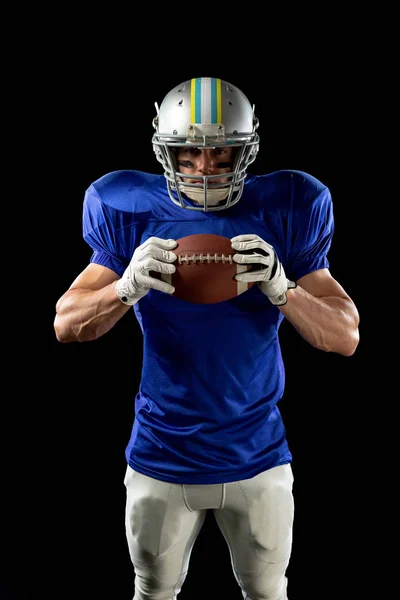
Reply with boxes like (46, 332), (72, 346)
(197, 152), (215, 174)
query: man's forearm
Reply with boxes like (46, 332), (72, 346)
(280, 286), (360, 356)
(54, 282), (130, 343)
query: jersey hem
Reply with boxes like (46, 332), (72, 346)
(127, 455), (293, 485)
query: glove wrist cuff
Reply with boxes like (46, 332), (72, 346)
(267, 280), (297, 306)
(115, 279), (139, 306)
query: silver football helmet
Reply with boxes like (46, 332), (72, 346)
(152, 77), (260, 211)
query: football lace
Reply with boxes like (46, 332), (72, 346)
(178, 253), (234, 264)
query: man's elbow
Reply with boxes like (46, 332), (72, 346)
(54, 320), (98, 343)
(341, 329), (360, 356)
(54, 317), (77, 343)
(332, 327), (360, 357)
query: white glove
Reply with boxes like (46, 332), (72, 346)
(231, 234), (296, 306)
(115, 237), (178, 305)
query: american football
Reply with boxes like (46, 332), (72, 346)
(160, 233), (255, 304)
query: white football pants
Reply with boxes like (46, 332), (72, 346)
(124, 463), (294, 600)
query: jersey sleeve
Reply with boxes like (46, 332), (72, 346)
(82, 184), (131, 277)
(286, 185), (334, 282)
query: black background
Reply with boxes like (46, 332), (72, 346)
(4, 48), (372, 600)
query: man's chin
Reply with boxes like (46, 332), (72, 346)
(181, 185), (229, 206)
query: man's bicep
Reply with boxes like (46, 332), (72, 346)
(297, 268), (350, 299)
(69, 263), (120, 292)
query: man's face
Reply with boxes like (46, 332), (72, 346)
(175, 146), (236, 184)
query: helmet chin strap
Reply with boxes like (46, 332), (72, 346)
(180, 185), (229, 206)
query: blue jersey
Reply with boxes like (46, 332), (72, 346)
(82, 169), (334, 484)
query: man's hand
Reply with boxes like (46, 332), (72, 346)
(231, 234), (296, 306)
(115, 237), (178, 305)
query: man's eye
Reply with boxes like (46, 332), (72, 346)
(186, 148), (201, 156)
